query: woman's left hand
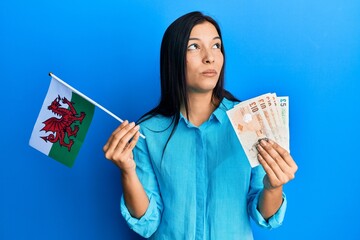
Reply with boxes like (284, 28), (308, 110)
(257, 139), (298, 190)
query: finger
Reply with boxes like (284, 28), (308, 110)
(257, 143), (284, 181)
(257, 153), (280, 187)
(104, 121), (134, 159)
(103, 120), (129, 152)
(258, 140), (291, 175)
(268, 139), (298, 170)
(111, 127), (140, 163)
(114, 124), (140, 153)
(124, 130), (140, 152)
(258, 140), (297, 183)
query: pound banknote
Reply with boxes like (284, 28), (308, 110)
(227, 93), (289, 167)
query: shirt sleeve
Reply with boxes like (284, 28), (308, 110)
(247, 165), (287, 229)
(120, 136), (163, 238)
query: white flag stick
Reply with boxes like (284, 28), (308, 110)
(49, 72), (145, 139)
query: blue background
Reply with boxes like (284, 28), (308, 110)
(1, 0), (359, 239)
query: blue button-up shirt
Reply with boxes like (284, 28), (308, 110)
(121, 98), (287, 239)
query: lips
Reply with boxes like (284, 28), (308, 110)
(201, 69), (217, 77)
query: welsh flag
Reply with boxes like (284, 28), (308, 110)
(29, 75), (95, 167)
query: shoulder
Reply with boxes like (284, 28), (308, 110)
(138, 114), (174, 133)
(211, 97), (240, 124)
(136, 114), (174, 155)
(219, 97), (239, 111)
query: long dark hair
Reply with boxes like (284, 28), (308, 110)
(138, 11), (238, 152)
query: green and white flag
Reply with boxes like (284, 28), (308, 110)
(29, 75), (95, 167)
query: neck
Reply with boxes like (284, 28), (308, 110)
(181, 92), (219, 127)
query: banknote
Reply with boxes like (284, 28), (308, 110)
(267, 93), (287, 149)
(256, 93), (283, 147)
(227, 99), (275, 167)
(277, 96), (290, 151)
(227, 93), (290, 167)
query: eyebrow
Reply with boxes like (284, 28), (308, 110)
(188, 36), (221, 41)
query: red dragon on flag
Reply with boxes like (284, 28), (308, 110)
(40, 95), (86, 151)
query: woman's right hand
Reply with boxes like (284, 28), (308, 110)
(104, 121), (149, 219)
(103, 120), (141, 173)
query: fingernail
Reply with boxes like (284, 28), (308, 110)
(256, 144), (262, 151)
(134, 125), (140, 130)
(129, 122), (135, 127)
(260, 139), (267, 146)
(258, 137), (268, 144)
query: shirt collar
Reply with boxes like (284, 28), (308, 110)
(179, 112), (189, 125)
(179, 98), (236, 125)
(212, 97), (236, 124)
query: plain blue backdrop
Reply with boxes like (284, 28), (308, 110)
(1, 0), (359, 239)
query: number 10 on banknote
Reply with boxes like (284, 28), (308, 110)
(226, 93), (290, 167)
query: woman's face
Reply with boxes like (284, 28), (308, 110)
(185, 21), (224, 94)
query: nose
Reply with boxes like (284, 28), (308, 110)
(203, 49), (214, 64)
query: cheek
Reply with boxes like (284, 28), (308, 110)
(217, 55), (224, 69)
(186, 58), (198, 74)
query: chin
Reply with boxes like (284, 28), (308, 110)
(189, 85), (217, 94)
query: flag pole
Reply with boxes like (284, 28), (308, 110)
(49, 72), (145, 139)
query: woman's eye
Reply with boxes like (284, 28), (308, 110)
(188, 44), (199, 50)
(213, 43), (221, 49)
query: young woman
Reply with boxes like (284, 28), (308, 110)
(103, 11), (298, 239)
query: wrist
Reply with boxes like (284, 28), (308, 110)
(121, 167), (137, 179)
(263, 185), (283, 194)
